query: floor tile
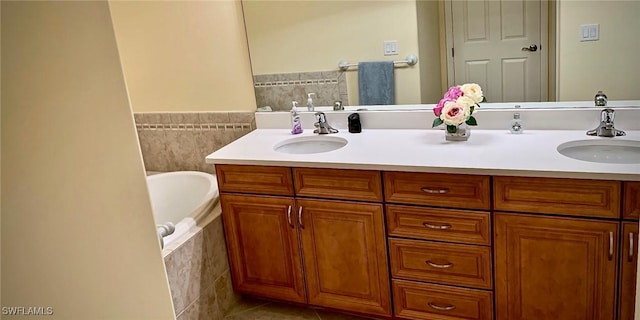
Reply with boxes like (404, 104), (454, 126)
(224, 301), (318, 320)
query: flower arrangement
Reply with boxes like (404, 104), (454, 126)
(432, 83), (485, 133)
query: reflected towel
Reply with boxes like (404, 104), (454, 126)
(358, 61), (395, 105)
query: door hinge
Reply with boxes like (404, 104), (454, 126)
(452, 47), (455, 57)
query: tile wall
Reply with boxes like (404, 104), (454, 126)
(253, 71), (348, 111)
(133, 112), (256, 174)
(163, 216), (239, 320)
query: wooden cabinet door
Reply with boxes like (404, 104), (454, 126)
(221, 194), (306, 303)
(495, 213), (618, 320)
(619, 222), (638, 320)
(297, 199), (392, 317)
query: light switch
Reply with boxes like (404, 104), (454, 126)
(580, 24), (599, 41)
(384, 40), (398, 56)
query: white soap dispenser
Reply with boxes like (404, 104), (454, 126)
(307, 93), (316, 111)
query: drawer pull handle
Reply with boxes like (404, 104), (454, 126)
(298, 206), (304, 229)
(421, 187), (450, 194)
(426, 260), (454, 269)
(609, 231), (614, 261)
(428, 302), (456, 311)
(629, 232), (635, 262)
(287, 205), (293, 228)
(423, 222), (452, 230)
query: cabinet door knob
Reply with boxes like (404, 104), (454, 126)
(421, 187), (449, 194)
(426, 260), (454, 269)
(629, 232), (635, 262)
(423, 222), (452, 230)
(428, 302), (456, 311)
(298, 206), (304, 229)
(287, 205), (293, 228)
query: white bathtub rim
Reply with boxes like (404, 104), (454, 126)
(147, 171), (219, 253)
(161, 202), (222, 257)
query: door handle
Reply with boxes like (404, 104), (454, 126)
(298, 206), (304, 229)
(521, 44), (538, 52)
(629, 232), (635, 262)
(287, 205), (293, 228)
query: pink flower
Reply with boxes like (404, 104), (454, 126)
(444, 86), (463, 100)
(434, 97), (452, 116)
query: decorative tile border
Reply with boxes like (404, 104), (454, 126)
(135, 122), (253, 131)
(133, 112), (256, 174)
(254, 78), (339, 88)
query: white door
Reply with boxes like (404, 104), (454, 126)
(449, 0), (547, 102)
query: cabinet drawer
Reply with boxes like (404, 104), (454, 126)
(393, 279), (493, 320)
(386, 205), (491, 246)
(216, 164), (294, 196)
(623, 182), (640, 220)
(494, 176), (620, 219)
(384, 172), (490, 210)
(294, 168), (382, 202)
(389, 238), (492, 289)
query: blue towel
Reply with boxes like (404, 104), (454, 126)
(358, 61), (395, 105)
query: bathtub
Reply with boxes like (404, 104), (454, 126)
(146, 171), (220, 251)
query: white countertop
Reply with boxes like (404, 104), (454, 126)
(205, 129), (640, 181)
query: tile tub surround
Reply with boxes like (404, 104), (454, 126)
(134, 112), (255, 174)
(254, 71), (348, 111)
(164, 215), (240, 320)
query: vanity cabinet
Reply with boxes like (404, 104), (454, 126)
(385, 172), (494, 320)
(216, 164), (640, 320)
(619, 223), (639, 320)
(494, 212), (618, 320)
(217, 165), (392, 317)
(493, 176), (638, 320)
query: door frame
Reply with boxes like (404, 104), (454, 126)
(443, 0), (550, 101)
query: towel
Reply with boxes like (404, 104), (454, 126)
(358, 61), (395, 105)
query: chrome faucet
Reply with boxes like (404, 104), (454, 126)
(586, 108), (626, 137)
(313, 112), (338, 134)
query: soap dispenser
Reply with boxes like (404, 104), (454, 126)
(290, 101), (303, 134)
(307, 93), (316, 111)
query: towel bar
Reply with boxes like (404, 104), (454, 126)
(338, 54), (418, 71)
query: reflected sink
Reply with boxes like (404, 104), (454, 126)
(274, 136), (348, 154)
(557, 139), (640, 164)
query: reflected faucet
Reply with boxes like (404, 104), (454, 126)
(313, 112), (338, 134)
(586, 108), (626, 137)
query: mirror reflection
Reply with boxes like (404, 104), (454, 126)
(243, 0), (640, 111)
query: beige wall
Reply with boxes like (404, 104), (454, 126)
(557, 1), (640, 101)
(1, 2), (175, 318)
(110, 0), (256, 112)
(244, 1), (425, 106)
(417, 0), (444, 103)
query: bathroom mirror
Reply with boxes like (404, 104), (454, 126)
(242, 0), (640, 111)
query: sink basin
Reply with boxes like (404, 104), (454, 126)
(557, 139), (640, 164)
(274, 136), (348, 154)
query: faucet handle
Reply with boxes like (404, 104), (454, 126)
(314, 111), (326, 123)
(595, 90), (608, 107)
(600, 108), (615, 123)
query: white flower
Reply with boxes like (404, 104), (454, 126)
(440, 100), (471, 126)
(460, 83), (484, 104)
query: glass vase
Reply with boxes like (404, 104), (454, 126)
(445, 123), (471, 141)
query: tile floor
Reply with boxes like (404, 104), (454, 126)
(224, 297), (379, 320)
